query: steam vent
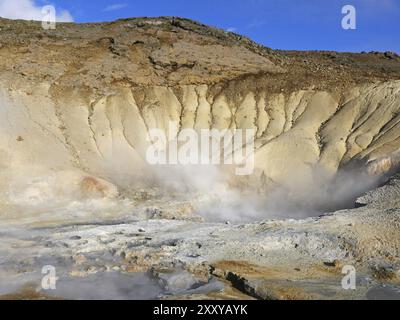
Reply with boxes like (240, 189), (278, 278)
(1, 17), (400, 300)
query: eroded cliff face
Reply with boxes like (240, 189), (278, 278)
(1, 80), (400, 202)
(0, 17), (400, 220)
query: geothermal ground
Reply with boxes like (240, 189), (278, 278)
(0, 17), (400, 300)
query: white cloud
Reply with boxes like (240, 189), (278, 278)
(226, 27), (237, 32)
(103, 3), (128, 12)
(0, 0), (73, 22)
(246, 18), (266, 29)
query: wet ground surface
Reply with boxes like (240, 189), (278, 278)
(366, 285), (400, 300)
(45, 272), (163, 300)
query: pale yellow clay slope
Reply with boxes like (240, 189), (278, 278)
(1, 77), (400, 203)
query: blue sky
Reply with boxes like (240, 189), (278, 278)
(7, 0), (400, 52)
